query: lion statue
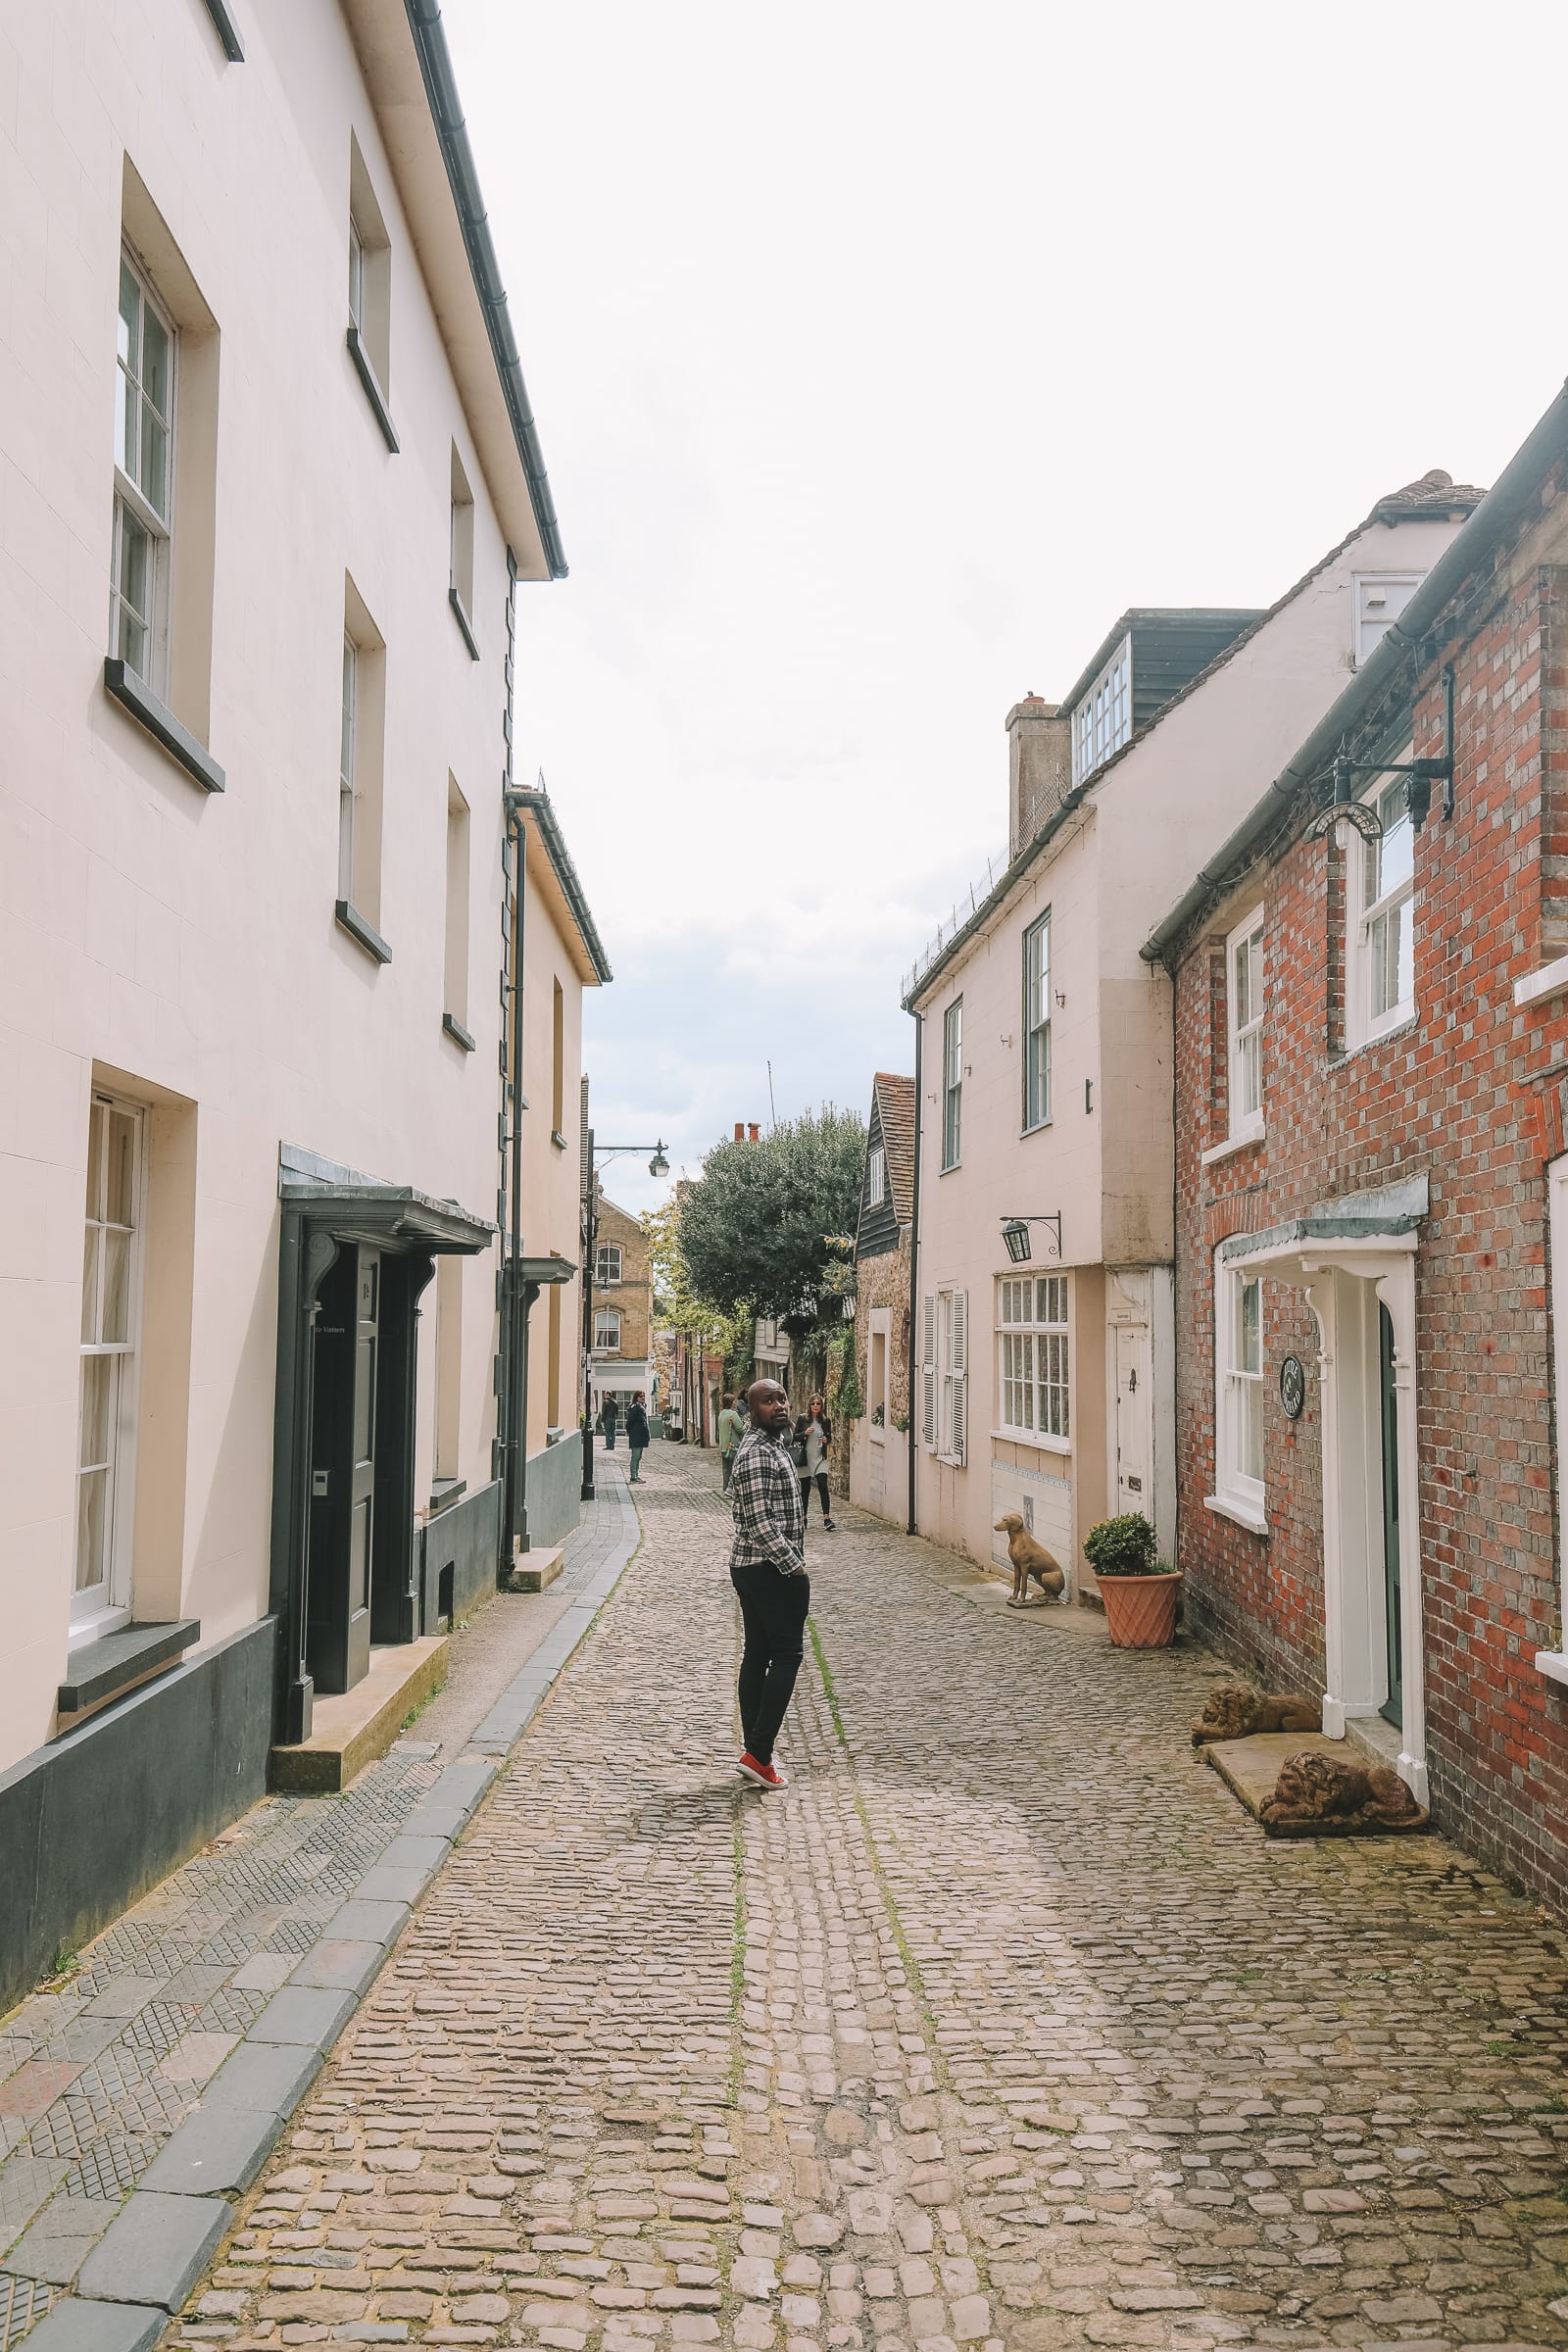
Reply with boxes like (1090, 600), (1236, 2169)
(1191, 1683), (1322, 1745)
(1259, 1749), (1425, 1836)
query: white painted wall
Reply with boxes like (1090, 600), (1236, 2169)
(0, 0), (581, 1764)
(910, 511), (1472, 1579)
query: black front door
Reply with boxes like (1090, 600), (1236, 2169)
(1379, 1301), (1402, 1729)
(305, 1245), (379, 1695)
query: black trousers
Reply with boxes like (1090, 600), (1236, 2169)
(731, 1559), (810, 1765)
(800, 1470), (831, 1520)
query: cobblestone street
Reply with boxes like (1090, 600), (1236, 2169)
(165, 1445), (1567, 2352)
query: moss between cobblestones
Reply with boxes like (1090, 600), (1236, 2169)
(727, 1812), (747, 2111)
(807, 1615), (950, 2092)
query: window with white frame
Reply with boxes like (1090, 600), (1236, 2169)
(1345, 750), (1415, 1048)
(921, 1288), (967, 1462)
(596, 1243), (622, 1285)
(1023, 910), (1052, 1130)
(112, 251), (175, 690)
(1073, 637), (1131, 782)
(866, 1144), (886, 1206)
(74, 1096), (146, 1635)
(594, 1307), (622, 1351)
(996, 1274), (1069, 1442)
(450, 443), (476, 625)
(942, 1000), (962, 1169)
(338, 634), (358, 904)
(347, 136), (391, 397)
(1352, 574), (1422, 666)
(1213, 1250), (1264, 1517)
(1226, 907), (1264, 1139)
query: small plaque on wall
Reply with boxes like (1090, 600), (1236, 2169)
(1279, 1355), (1306, 1420)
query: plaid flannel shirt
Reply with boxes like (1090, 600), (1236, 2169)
(728, 1427), (806, 1577)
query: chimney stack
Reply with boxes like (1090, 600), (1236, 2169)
(1006, 694), (1071, 858)
(749, 1123), (760, 1142)
(733, 1121), (745, 1142)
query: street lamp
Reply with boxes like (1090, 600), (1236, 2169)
(1001, 1213), (1062, 1265)
(581, 1134), (671, 1500)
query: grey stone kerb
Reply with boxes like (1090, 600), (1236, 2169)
(1221, 1169), (1430, 1265)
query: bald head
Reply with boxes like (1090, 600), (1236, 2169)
(745, 1379), (791, 1433)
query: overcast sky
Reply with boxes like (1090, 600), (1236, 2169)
(445, 0), (1563, 1216)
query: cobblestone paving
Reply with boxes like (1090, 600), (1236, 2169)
(166, 1446), (1568, 2352)
(0, 1481), (636, 2303)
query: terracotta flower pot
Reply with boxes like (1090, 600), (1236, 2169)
(1098, 1570), (1182, 1649)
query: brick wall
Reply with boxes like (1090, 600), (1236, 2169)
(1169, 490), (1568, 1911)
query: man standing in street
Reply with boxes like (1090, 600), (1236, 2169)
(625, 1391), (650, 1485)
(716, 1393), (744, 1493)
(728, 1379), (807, 1790)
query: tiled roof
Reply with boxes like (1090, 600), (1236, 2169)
(1370, 467), (1486, 520)
(873, 1072), (916, 1226)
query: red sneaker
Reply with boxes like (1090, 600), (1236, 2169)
(738, 1751), (788, 1789)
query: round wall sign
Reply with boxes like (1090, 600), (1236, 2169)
(1279, 1355), (1306, 1419)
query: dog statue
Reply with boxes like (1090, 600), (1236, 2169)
(1260, 1749), (1426, 1836)
(1191, 1682), (1322, 1746)
(994, 1514), (1066, 1608)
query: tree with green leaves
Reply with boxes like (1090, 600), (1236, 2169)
(640, 1200), (752, 1369)
(678, 1106), (866, 1334)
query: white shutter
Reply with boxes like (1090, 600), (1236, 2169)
(921, 1294), (936, 1449)
(951, 1289), (967, 1462)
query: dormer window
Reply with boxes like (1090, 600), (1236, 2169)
(1073, 637), (1131, 782)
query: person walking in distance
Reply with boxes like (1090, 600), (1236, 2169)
(625, 1391), (650, 1485)
(795, 1393), (835, 1532)
(728, 1379), (807, 1790)
(716, 1392), (744, 1493)
(601, 1394), (619, 1452)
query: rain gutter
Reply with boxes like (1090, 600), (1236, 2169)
(512, 787), (613, 984)
(1141, 379), (1568, 968)
(405, 0), (567, 580)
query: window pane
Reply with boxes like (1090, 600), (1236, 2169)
(79, 1353), (113, 1469)
(1233, 935), (1251, 1030)
(86, 1102), (106, 1218)
(1380, 799), (1413, 899)
(1240, 1376), (1263, 1482)
(81, 1225), (100, 1344)
(76, 1467), (110, 1593)
(1239, 1277), (1260, 1375)
(101, 1230), (131, 1343)
(139, 408), (168, 519)
(118, 506), (150, 620)
(340, 640), (356, 786)
(119, 262), (139, 369)
(140, 306), (170, 418)
(1239, 1028), (1260, 1117)
(107, 1110), (137, 1225)
(115, 372), (133, 478)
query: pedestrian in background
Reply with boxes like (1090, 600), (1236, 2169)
(625, 1391), (650, 1484)
(717, 1392), (744, 1492)
(728, 1379), (807, 1790)
(795, 1393), (835, 1531)
(601, 1395), (619, 1451)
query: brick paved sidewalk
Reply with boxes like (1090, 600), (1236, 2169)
(73, 1443), (1568, 2352)
(0, 1473), (639, 2347)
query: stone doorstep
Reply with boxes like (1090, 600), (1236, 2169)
(504, 1544), (565, 1592)
(1205, 1731), (1432, 1836)
(267, 1637), (450, 1794)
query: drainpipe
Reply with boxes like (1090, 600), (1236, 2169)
(580, 1140), (597, 1500)
(500, 793), (529, 1567)
(907, 1008), (922, 1537)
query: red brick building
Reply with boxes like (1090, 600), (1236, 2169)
(1146, 393), (1568, 1907)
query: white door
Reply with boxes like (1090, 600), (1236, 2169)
(1114, 1324), (1152, 1517)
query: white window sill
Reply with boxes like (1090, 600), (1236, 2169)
(1516, 956), (1568, 1009)
(991, 1427), (1071, 1457)
(1536, 1649), (1568, 1690)
(1334, 1011), (1417, 1066)
(1203, 1491), (1268, 1536)
(868, 1427), (886, 1446)
(1200, 1126), (1264, 1169)
(936, 1451), (964, 1469)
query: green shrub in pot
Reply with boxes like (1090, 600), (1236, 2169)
(1083, 1511), (1159, 1578)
